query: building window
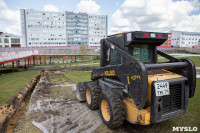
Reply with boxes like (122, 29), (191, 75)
(11, 39), (20, 43)
(0, 38), (2, 43)
(4, 38), (9, 43)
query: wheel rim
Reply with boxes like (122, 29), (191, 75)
(101, 99), (110, 121)
(86, 88), (91, 105)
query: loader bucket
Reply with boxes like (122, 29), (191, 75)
(76, 82), (86, 102)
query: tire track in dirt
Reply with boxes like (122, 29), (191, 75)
(28, 71), (102, 133)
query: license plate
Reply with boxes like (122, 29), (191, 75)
(155, 82), (170, 96)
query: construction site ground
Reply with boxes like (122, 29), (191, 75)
(0, 65), (199, 133)
(9, 70), (199, 133)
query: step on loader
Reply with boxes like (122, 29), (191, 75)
(76, 31), (196, 129)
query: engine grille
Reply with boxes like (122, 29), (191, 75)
(161, 83), (183, 115)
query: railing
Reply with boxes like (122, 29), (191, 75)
(186, 48), (200, 54)
(157, 47), (186, 51)
(0, 46), (101, 63)
(0, 46), (101, 51)
(1, 46), (199, 64)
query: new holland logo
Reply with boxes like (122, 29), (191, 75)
(172, 127), (198, 132)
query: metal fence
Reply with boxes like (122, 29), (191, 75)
(0, 46), (101, 52)
(186, 48), (200, 54)
(0, 46), (101, 63)
(157, 47), (186, 51)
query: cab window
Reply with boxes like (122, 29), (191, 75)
(130, 45), (151, 62)
(110, 48), (121, 65)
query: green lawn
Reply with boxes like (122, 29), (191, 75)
(62, 71), (92, 83)
(158, 55), (200, 67)
(0, 70), (40, 105)
(177, 56), (200, 67)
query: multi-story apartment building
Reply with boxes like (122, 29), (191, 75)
(0, 32), (23, 47)
(66, 12), (88, 45)
(88, 14), (107, 46)
(20, 9), (66, 47)
(20, 9), (107, 47)
(170, 30), (200, 47)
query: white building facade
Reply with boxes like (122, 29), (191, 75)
(170, 30), (200, 47)
(0, 32), (23, 47)
(88, 14), (107, 46)
(66, 12), (88, 46)
(20, 9), (66, 47)
(20, 9), (107, 47)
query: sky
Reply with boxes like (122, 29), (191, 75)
(0, 0), (200, 36)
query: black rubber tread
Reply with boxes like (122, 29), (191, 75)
(85, 81), (101, 110)
(99, 91), (125, 129)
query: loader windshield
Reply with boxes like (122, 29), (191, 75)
(130, 45), (151, 62)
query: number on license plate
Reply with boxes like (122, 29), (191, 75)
(155, 82), (170, 96)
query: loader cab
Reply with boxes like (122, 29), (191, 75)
(109, 44), (155, 65)
(101, 31), (167, 67)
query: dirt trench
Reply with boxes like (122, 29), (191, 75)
(17, 71), (102, 133)
(0, 73), (41, 133)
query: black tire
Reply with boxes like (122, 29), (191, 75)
(99, 91), (125, 129)
(85, 81), (101, 110)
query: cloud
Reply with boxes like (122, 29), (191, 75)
(112, 9), (130, 27)
(109, 0), (200, 34)
(0, 0), (21, 35)
(43, 4), (59, 12)
(109, 9), (131, 34)
(115, 2), (119, 6)
(76, 0), (100, 14)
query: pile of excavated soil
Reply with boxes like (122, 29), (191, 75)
(27, 71), (102, 133)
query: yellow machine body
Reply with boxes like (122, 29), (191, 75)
(123, 69), (183, 125)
